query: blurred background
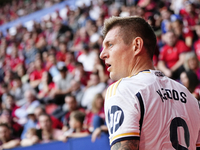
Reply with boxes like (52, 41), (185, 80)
(0, 0), (200, 149)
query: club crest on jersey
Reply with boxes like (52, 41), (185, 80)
(107, 105), (124, 134)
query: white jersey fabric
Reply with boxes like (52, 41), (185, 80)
(104, 70), (200, 150)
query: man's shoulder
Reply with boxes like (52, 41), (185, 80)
(106, 76), (151, 96)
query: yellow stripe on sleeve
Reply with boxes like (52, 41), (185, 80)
(106, 79), (122, 99)
(113, 79), (122, 96)
(142, 71), (151, 74)
(106, 86), (111, 100)
(109, 83), (115, 98)
(110, 132), (140, 144)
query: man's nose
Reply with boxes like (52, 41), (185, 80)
(100, 49), (108, 60)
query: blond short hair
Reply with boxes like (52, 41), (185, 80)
(102, 16), (157, 59)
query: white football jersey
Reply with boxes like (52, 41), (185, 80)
(104, 70), (200, 150)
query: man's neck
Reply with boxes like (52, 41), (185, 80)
(130, 56), (155, 76)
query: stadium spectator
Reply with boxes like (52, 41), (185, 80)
(0, 0), (61, 26)
(194, 21), (200, 61)
(7, 43), (24, 72)
(10, 76), (32, 104)
(0, 83), (10, 103)
(92, 54), (109, 83)
(69, 79), (85, 106)
(158, 30), (190, 80)
(45, 54), (64, 80)
(73, 62), (90, 86)
(81, 72), (106, 110)
(180, 70), (200, 99)
(170, 19), (193, 48)
(20, 108), (38, 140)
(0, 109), (23, 138)
(183, 51), (200, 81)
(34, 106), (63, 129)
(70, 27), (90, 52)
(180, 1), (198, 31)
(37, 71), (55, 103)
(51, 64), (74, 105)
(160, 7), (172, 34)
(61, 95), (85, 131)
(23, 41), (38, 66)
(29, 57), (46, 91)
(14, 89), (40, 125)
(15, 63), (29, 84)
(84, 93), (105, 133)
(2, 94), (18, 118)
(0, 123), (20, 149)
(20, 128), (39, 147)
(77, 43), (98, 73)
(36, 113), (64, 142)
(65, 51), (76, 73)
(56, 42), (68, 62)
(62, 110), (90, 141)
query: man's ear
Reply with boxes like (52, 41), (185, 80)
(132, 37), (144, 55)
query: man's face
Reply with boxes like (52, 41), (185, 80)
(34, 108), (43, 120)
(165, 31), (177, 47)
(172, 21), (182, 36)
(38, 115), (52, 130)
(0, 126), (10, 141)
(100, 27), (134, 81)
(65, 97), (77, 111)
(25, 91), (34, 103)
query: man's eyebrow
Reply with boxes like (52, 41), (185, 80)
(104, 38), (113, 45)
(103, 40), (109, 47)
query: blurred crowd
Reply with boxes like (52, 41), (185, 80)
(0, 0), (62, 25)
(0, 0), (200, 149)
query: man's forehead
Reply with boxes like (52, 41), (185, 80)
(103, 27), (120, 44)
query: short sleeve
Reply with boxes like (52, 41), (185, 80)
(105, 93), (141, 146)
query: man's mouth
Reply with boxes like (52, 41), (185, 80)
(106, 63), (111, 71)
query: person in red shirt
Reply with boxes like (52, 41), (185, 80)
(37, 71), (56, 103)
(180, 1), (198, 31)
(158, 30), (191, 80)
(194, 22), (200, 61)
(65, 51), (76, 73)
(7, 43), (24, 72)
(56, 42), (67, 62)
(29, 58), (46, 90)
(171, 19), (194, 48)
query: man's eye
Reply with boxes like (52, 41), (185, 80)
(109, 44), (113, 47)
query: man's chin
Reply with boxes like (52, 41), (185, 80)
(110, 73), (120, 81)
